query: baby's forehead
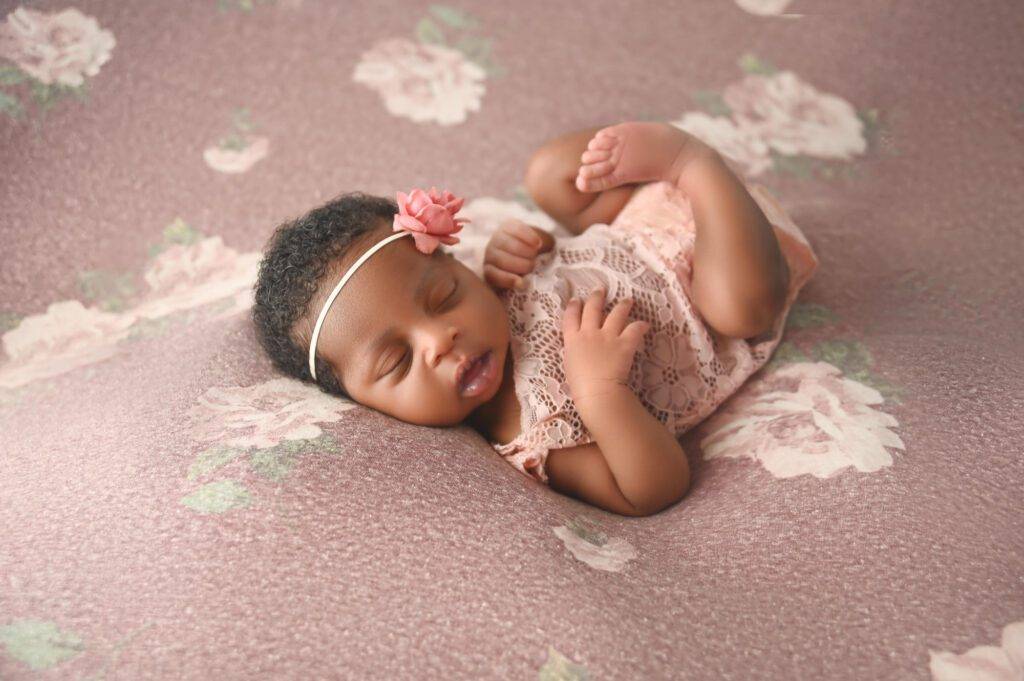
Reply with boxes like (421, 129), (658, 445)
(308, 242), (445, 346)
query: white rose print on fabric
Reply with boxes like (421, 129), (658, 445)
(352, 37), (485, 126)
(735, 0), (802, 18)
(203, 108), (269, 174)
(928, 619), (1024, 681)
(553, 516), (638, 572)
(351, 6), (501, 126)
(0, 5), (115, 122)
(723, 70), (866, 159)
(0, 6), (114, 85)
(133, 235), (261, 320)
(671, 55), (877, 180)
(697, 361), (905, 479)
(0, 301), (136, 389)
(189, 377), (357, 450)
(0, 219), (261, 392)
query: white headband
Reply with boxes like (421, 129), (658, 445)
(308, 231), (412, 381)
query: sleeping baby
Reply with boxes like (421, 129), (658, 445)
(251, 121), (819, 517)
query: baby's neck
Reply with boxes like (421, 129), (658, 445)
(467, 350), (519, 444)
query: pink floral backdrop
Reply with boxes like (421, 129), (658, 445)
(1, 1), (1021, 679)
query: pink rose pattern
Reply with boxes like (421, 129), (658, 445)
(3, 4), (1003, 680)
(189, 377), (357, 451)
(672, 62), (873, 179)
(0, 6), (114, 87)
(928, 619), (1024, 681)
(352, 37), (487, 126)
(350, 6), (501, 126)
(697, 361), (905, 479)
(0, 222), (261, 390)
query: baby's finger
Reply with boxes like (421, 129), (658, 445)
(562, 298), (582, 336)
(488, 249), (535, 275)
(483, 263), (522, 291)
(603, 297), (635, 335)
(622, 320), (651, 346)
(580, 287), (607, 329)
(503, 220), (544, 249)
(494, 230), (539, 259)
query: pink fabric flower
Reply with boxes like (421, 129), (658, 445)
(393, 187), (470, 254)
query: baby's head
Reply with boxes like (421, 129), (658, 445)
(252, 191), (511, 428)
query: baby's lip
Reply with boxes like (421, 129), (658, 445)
(455, 349), (488, 395)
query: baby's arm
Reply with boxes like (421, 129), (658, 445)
(550, 289), (691, 517)
(547, 383), (690, 517)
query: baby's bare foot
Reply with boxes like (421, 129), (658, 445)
(575, 121), (693, 193)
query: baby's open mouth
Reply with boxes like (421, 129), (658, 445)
(459, 350), (495, 397)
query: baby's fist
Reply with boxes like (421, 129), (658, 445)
(483, 219), (554, 291)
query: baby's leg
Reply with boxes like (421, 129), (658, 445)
(524, 126), (640, 236)
(564, 122), (791, 339)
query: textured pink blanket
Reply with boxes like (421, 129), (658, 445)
(1, 1), (1021, 679)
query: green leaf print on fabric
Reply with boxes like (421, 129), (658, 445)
(181, 480), (252, 514)
(810, 339), (904, 405)
(147, 217), (204, 258)
(250, 434), (343, 482)
(77, 270), (137, 313)
(216, 107), (259, 151)
(216, 0), (275, 13)
(455, 35), (492, 63)
(738, 52), (778, 75)
(769, 149), (815, 179)
(857, 108), (897, 155)
(0, 310), (23, 334)
(414, 6), (505, 78)
(416, 17), (447, 45)
(565, 515), (608, 547)
(188, 445), (246, 481)
(429, 5), (480, 30)
(29, 79), (84, 113)
(765, 340), (810, 370)
(0, 89), (25, 120)
(786, 302), (839, 330)
(0, 64), (28, 86)
(0, 619), (85, 671)
(691, 89), (732, 117)
(183, 435), (341, 514)
(539, 646), (590, 681)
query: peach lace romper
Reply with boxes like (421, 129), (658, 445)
(490, 180), (820, 485)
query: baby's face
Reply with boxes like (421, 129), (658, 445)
(302, 222), (511, 427)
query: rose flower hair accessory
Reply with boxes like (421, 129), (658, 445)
(308, 187), (471, 380)
(394, 186), (470, 254)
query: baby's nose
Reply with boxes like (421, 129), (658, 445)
(423, 325), (459, 364)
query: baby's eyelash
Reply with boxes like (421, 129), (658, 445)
(442, 280), (458, 305)
(384, 351), (407, 377)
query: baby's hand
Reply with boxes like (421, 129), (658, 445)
(483, 219), (554, 291)
(561, 287), (650, 411)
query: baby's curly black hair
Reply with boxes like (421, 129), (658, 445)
(252, 191), (398, 398)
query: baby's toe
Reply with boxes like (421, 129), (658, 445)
(580, 148), (612, 164)
(587, 134), (617, 151)
(578, 160), (614, 178)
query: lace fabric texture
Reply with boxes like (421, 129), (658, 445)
(489, 180), (820, 485)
